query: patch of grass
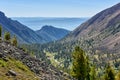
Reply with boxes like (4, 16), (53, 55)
(15, 61), (28, 71)
(8, 58), (29, 72)
(0, 57), (40, 80)
(0, 59), (7, 67)
(46, 51), (60, 67)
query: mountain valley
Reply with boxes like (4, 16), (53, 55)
(1, 2), (120, 80)
(24, 2), (120, 75)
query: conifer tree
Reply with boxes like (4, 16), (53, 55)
(104, 64), (115, 80)
(4, 32), (10, 41)
(71, 46), (90, 80)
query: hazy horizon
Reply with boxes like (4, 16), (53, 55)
(12, 17), (88, 30)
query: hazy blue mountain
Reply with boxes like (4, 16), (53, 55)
(0, 11), (45, 43)
(0, 11), (71, 43)
(12, 17), (88, 30)
(36, 25), (70, 42)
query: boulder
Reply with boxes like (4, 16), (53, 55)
(8, 70), (17, 76)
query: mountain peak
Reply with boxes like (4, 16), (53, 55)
(41, 25), (57, 30)
(36, 25), (70, 42)
(0, 11), (5, 17)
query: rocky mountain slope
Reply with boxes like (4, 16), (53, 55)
(63, 3), (120, 54)
(36, 25), (70, 42)
(0, 40), (73, 80)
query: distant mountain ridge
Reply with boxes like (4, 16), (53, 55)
(0, 11), (70, 43)
(12, 17), (88, 31)
(36, 25), (70, 42)
(0, 11), (44, 43)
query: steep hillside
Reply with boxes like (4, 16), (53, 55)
(0, 41), (73, 80)
(36, 25), (70, 42)
(0, 56), (39, 80)
(70, 3), (120, 38)
(63, 3), (120, 53)
(0, 11), (45, 43)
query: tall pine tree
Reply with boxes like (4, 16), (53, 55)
(71, 46), (90, 80)
(104, 64), (115, 80)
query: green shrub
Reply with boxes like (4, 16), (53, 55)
(12, 35), (18, 46)
(104, 64), (115, 80)
(0, 59), (6, 67)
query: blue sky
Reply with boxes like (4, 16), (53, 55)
(0, 0), (120, 17)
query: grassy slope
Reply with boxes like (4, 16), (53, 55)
(0, 57), (39, 80)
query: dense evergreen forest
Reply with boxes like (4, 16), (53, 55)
(21, 40), (120, 80)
